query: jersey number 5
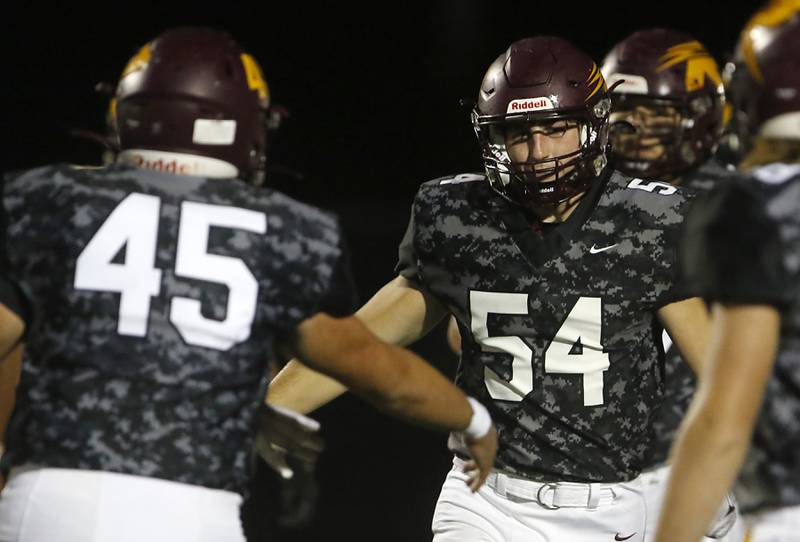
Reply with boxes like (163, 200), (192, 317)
(74, 193), (266, 351)
(470, 291), (610, 406)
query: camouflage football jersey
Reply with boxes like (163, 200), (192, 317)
(1, 163), (351, 494)
(646, 157), (739, 467)
(397, 170), (696, 483)
(682, 162), (800, 513)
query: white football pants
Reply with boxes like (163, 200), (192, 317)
(0, 466), (245, 542)
(432, 457), (646, 542)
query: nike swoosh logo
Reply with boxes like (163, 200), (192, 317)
(589, 243), (618, 254)
(614, 534), (636, 541)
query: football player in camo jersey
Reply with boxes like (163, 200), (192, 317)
(0, 27), (497, 542)
(656, 5), (800, 541)
(267, 36), (714, 541)
(601, 28), (744, 542)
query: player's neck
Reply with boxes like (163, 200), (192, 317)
(117, 150), (239, 179)
(531, 191), (586, 224)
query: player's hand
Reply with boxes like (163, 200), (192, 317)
(253, 403), (324, 480)
(275, 454), (319, 529)
(462, 423), (498, 492)
(705, 492), (738, 539)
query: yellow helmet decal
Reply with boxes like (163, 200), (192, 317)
(108, 97), (118, 123)
(120, 43), (152, 79)
(585, 63), (607, 102)
(740, 0), (800, 83)
(240, 53), (270, 105)
(722, 102), (733, 128)
(657, 41), (722, 92)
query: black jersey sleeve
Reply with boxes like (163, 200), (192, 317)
(394, 197), (438, 300)
(681, 182), (790, 308)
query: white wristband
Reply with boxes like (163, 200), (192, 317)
(463, 397), (492, 440)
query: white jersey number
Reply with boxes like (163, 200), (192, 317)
(543, 297), (609, 406)
(470, 291), (609, 406)
(74, 194), (267, 351)
(627, 178), (678, 196)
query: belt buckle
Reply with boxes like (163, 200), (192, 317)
(536, 483), (560, 510)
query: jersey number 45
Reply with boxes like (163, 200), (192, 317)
(74, 193), (266, 351)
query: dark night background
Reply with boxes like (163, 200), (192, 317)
(2, 2), (757, 540)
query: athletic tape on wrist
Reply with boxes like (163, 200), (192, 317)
(464, 397), (492, 440)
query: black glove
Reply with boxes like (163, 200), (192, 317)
(253, 404), (325, 529)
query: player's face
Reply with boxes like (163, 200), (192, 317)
(504, 120), (581, 182)
(610, 103), (680, 161)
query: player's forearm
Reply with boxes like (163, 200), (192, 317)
(267, 360), (347, 414)
(0, 345), (23, 443)
(0, 305), (24, 361)
(657, 297), (711, 376)
(268, 276), (446, 414)
(654, 401), (750, 542)
(349, 340), (472, 432)
(354, 275), (446, 346)
(293, 314), (471, 432)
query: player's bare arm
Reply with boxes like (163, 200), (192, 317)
(283, 312), (496, 489)
(446, 316), (462, 355)
(656, 296), (711, 375)
(655, 304), (780, 542)
(0, 303), (24, 362)
(267, 275), (448, 414)
(0, 344), (23, 493)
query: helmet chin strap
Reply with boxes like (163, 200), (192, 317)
(117, 149), (239, 178)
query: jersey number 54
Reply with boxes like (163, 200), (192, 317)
(470, 291), (610, 406)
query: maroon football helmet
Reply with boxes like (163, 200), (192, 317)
(730, 3), (800, 141)
(472, 36), (612, 207)
(114, 27), (274, 183)
(601, 28), (725, 180)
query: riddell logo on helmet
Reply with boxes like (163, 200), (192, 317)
(507, 97), (555, 113)
(128, 153), (200, 175)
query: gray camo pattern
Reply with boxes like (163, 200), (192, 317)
(1, 163), (348, 493)
(716, 165), (800, 513)
(646, 158), (738, 467)
(397, 170), (696, 482)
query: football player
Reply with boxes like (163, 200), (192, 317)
(655, 5), (800, 541)
(601, 29), (743, 541)
(0, 27), (497, 542)
(268, 36), (713, 541)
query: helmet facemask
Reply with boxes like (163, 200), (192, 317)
(609, 93), (722, 181)
(473, 97), (611, 207)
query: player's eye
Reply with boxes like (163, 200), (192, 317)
(505, 126), (532, 144)
(541, 120), (576, 137)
